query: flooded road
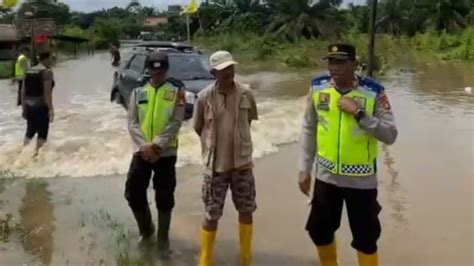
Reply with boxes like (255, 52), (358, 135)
(0, 53), (473, 265)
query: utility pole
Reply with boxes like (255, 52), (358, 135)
(367, 0), (378, 77)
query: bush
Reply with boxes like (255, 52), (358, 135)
(0, 62), (13, 79)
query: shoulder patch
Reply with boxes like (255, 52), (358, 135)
(311, 73), (331, 91)
(166, 77), (184, 89)
(359, 77), (385, 94)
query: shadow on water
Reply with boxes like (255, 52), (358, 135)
(18, 179), (56, 266)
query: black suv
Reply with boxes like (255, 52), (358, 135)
(110, 42), (215, 119)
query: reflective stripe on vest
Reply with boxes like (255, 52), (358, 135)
(312, 85), (378, 176)
(135, 82), (178, 148)
(15, 54), (27, 78)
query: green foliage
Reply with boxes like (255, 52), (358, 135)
(17, 0), (71, 25)
(411, 26), (474, 60)
(0, 62), (13, 79)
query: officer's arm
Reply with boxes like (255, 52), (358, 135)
(43, 70), (54, 112)
(247, 90), (258, 125)
(152, 87), (185, 149)
(193, 91), (205, 136)
(358, 92), (398, 145)
(127, 89), (147, 147)
(298, 90), (318, 175)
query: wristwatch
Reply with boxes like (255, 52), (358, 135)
(354, 109), (366, 122)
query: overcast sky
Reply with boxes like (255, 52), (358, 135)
(56, 0), (366, 12)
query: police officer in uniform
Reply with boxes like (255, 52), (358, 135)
(298, 44), (398, 266)
(15, 47), (31, 106)
(126, 52), (185, 252)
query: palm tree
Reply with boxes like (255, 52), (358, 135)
(426, 0), (471, 31)
(376, 0), (411, 35)
(266, 0), (342, 41)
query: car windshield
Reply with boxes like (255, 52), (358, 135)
(167, 54), (213, 80)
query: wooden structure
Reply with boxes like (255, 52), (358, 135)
(0, 24), (21, 61)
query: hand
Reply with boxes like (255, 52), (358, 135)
(49, 110), (54, 123)
(140, 143), (160, 163)
(338, 96), (360, 115)
(298, 172), (312, 197)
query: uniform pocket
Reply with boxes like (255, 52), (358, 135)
(240, 141), (252, 156)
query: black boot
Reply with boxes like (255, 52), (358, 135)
(157, 210), (171, 255)
(132, 206), (155, 245)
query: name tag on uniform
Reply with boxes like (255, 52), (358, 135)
(317, 92), (330, 111)
(353, 96), (366, 109)
(163, 90), (176, 101)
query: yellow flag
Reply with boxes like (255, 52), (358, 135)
(180, 0), (199, 15)
(1, 0), (19, 9)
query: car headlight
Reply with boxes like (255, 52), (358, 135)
(185, 91), (196, 104)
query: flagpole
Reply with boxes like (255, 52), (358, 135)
(186, 13), (191, 42)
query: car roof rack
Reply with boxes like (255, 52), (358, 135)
(132, 41), (200, 52)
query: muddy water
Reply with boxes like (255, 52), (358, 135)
(0, 53), (473, 265)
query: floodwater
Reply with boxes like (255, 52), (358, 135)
(0, 52), (473, 266)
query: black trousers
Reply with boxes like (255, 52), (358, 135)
(306, 179), (382, 254)
(25, 105), (50, 140)
(17, 80), (23, 106)
(125, 155), (177, 212)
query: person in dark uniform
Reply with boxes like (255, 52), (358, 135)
(22, 52), (54, 155)
(125, 52), (186, 253)
(298, 44), (398, 266)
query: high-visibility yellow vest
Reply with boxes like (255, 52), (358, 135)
(135, 81), (179, 148)
(15, 54), (28, 79)
(311, 74), (381, 176)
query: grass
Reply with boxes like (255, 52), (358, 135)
(194, 26), (474, 73)
(0, 62), (13, 79)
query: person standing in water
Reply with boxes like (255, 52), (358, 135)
(15, 46), (31, 106)
(109, 44), (121, 67)
(22, 52), (54, 155)
(125, 52), (185, 254)
(298, 44), (398, 266)
(193, 51), (258, 266)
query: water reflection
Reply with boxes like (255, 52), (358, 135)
(381, 144), (408, 230)
(411, 62), (474, 113)
(19, 179), (55, 265)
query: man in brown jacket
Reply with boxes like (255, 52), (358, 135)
(193, 51), (258, 266)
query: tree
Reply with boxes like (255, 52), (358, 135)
(266, 0), (343, 41)
(17, 0), (71, 25)
(425, 0), (471, 31)
(377, 0), (471, 34)
(376, 0), (411, 35)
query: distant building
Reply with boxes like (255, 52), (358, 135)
(143, 17), (168, 27)
(0, 24), (20, 61)
(168, 5), (182, 14)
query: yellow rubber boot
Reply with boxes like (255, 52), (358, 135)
(239, 223), (253, 266)
(316, 241), (339, 266)
(199, 228), (217, 266)
(357, 251), (378, 266)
